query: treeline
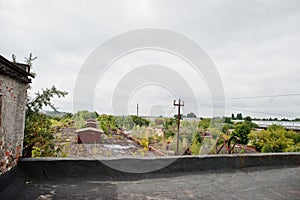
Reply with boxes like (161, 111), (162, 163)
(231, 113), (300, 122)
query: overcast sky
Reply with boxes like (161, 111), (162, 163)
(1, 0), (300, 119)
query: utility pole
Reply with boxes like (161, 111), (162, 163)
(173, 99), (184, 155)
(136, 103), (139, 116)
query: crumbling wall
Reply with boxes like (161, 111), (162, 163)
(0, 74), (28, 175)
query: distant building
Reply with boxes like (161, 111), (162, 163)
(0, 55), (33, 175)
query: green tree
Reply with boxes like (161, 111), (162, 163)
(131, 115), (150, 127)
(248, 125), (298, 152)
(164, 118), (176, 129)
(231, 113), (235, 120)
(174, 114), (186, 120)
(231, 121), (257, 144)
(244, 116), (252, 122)
(198, 118), (211, 129)
(236, 113), (243, 120)
(97, 114), (117, 134)
(72, 110), (98, 128)
(187, 112), (197, 118)
(23, 86), (68, 157)
(222, 124), (232, 134)
(12, 53), (68, 157)
(190, 132), (202, 155)
(224, 117), (233, 124)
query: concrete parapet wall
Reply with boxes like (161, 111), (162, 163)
(18, 153), (300, 181)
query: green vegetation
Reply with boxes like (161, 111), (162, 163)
(72, 110), (99, 129)
(21, 54), (69, 157)
(186, 112), (197, 118)
(22, 75), (300, 159)
(23, 86), (68, 157)
(97, 114), (117, 134)
(248, 125), (300, 152)
(190, 132), (202, 154)
(198, 118), (211, 129)
(20, 55), (300, 158)
(231, 121), (257, 144)
(131, 115), (150, 127)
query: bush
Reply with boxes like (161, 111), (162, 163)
(248, 125), (298, 152)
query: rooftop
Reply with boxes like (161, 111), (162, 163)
(1, 153), (299, 199)
(0, 55), (33, 83)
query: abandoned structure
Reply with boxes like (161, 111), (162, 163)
(76, 119), (104, 144)
(0, 55), (32, 175)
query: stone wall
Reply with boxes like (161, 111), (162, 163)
(0, 74), (28, 175)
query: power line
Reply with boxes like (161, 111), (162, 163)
(224, 93), (300, 101)
(193, 101), (297, 118)
(167, 106), (176, 117)
(184, 93), (300, 102)
(225, 106), (297, 118)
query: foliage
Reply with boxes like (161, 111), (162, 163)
(180, 120), (198, 143)
(164, 130), (175, 139)
(72, 110), (98, 129)
(200, 136), (217, 154)
(97, 114), (117, 134)
(63, 112), (73, 119)
(26, 86), (67, 115)
(148, 134), (162, 144)
(114, 115), (134, 130)
(231, 121), (257, 144)
(224, 117), (233, 124)
(186, 112), (197, 118)
(163, 118), (176, 129)
(244, 116), (252, 122)
(236, 113), (243, 120)
(231, 113), (235, 120)
(248, 125), (299, 152)
(130, 115), (150, 127)
(24, 112), (54, 157)
(24, 53), (38, 67)
(73, 110), (98, 120)
(198, 118), (211, 129)
(209, 128), (222, 140)
(23, 86), (68, 157)
(24, 53), (38, 76)
(190, 132), (202, 155)
(222, 124), (232, 134)
(140, 137), (149, 150)
(174, 114), (185, 119)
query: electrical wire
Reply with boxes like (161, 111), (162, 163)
(224, 93), (300, 101)
(184, 93), (300, 102)
(192, 101), (297, 118)
(167, 107), (176, 117)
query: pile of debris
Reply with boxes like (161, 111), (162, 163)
(54, 119), (158, 157)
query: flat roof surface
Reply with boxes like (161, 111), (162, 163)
(19, 166), (300, 199)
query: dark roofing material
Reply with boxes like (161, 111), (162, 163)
(0, 55), (33, 83)
(0, 153), (300, 199)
